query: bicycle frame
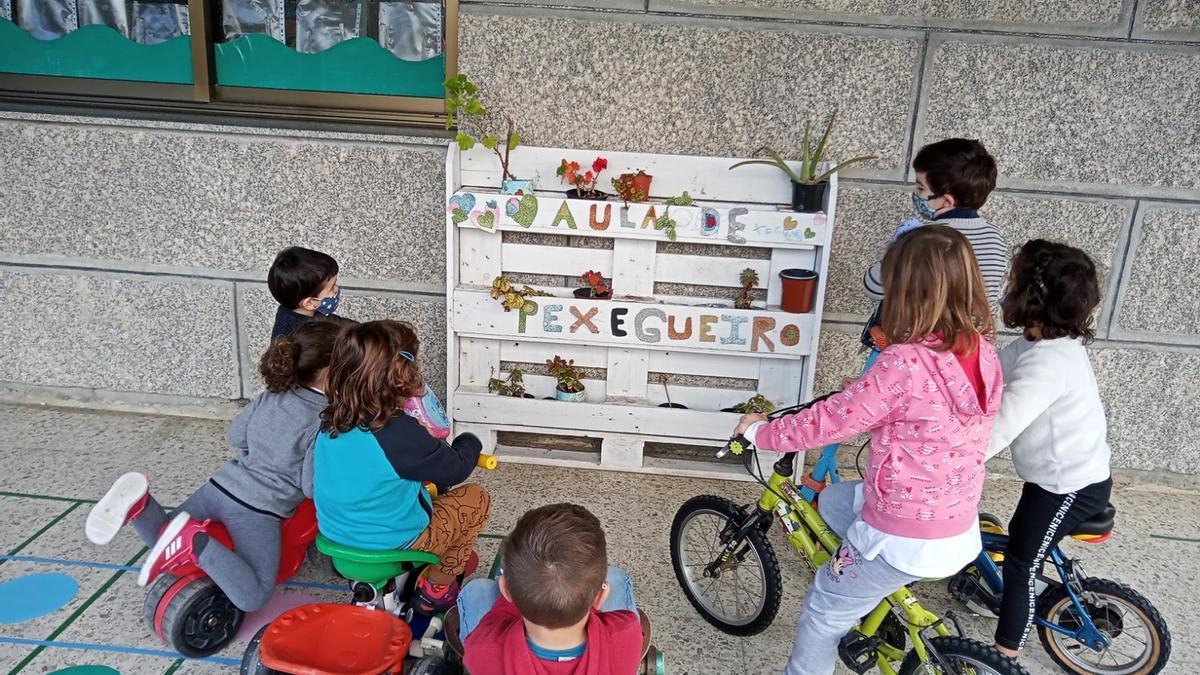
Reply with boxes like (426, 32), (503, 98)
(973, 532), (1109, 651)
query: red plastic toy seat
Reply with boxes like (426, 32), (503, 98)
(166, 499), (318, 583)
(260, 604), (412, 675)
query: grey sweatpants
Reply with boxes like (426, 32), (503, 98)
(133, 482), (281, 612)
(783, 481), (921, 675)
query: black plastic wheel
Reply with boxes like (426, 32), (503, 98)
(239, 624), (281, 675)
(669, 495), (782, 636)
(641, 645), (666, 675)
(1036, 577), (1171, 674)
(142, 573), (177, 637)
(409, 655), (450, 675)
(897, 636), (1029, 675)
(156, 577), (244, 658)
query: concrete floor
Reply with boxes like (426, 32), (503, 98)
(0, 403), (1195, 674)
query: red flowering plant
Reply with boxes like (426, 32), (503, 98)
(557, 157), (609, 198)
(578, 270), (611, 298)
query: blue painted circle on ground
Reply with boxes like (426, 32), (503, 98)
(49, 667), (121, 675)
(0, 573), (79, 623)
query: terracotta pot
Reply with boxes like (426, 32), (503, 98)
(780, 268), (818, 313)
(574, 287), (612, 300)
(617, 173), (653, 202)
(566, 188), (610, 201)
(791, 181), (827, 213)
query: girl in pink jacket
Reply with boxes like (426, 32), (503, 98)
(734, 225), (1003, 675)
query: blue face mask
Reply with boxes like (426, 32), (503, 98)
(912, 192), (939, 220)
(315, 288), (341, 316)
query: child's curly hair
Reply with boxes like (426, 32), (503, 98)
(322, 320), (424, 436)
(259, 320), (341, 393)
(1001, 240), (1100, 343)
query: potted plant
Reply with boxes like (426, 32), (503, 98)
(558, 157), (609, 200)
(655, 191), (695, 242)
(724, 393), (776, 415)
(612, 170), (653, 204)
(729, 111), (876, 213)
(657, 373), (687, 409)
(734, 268), (759, 310)
(547, 356), (586, 402)
(488, 368), (533, 398)
(574, 270), (613, 299)
(490, 275), (550, 312)
(444, 74), (528, 194)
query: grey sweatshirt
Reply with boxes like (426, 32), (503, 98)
(209, 387), (326, 519)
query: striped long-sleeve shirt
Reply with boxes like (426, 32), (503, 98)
(863, 209), (1008, 306)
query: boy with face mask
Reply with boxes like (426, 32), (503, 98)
(268, 246), (345, 339)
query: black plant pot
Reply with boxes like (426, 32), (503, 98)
(566, 188), (610, 201)
(659, 403), (688, 409)
(574, 288), (613, 300)
(791, 181), (828, 213)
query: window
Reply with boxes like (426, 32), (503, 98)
(0, 0), (455, 125)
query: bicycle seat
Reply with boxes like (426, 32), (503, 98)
(315, 533), (440, 588)
(1069, 502), (1116, 541)
(259, 603), (410, 675)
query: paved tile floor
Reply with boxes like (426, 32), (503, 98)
(0, 404), (1196, 674)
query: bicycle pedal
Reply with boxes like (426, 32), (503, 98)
(837, 632), (877, 675)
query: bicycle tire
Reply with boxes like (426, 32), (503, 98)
(897, 636), (1028, 675)
(1036, 577), (1171, 675)
(669, 495), (782, 636)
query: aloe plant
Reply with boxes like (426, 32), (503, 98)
(729, 111), (876, 184)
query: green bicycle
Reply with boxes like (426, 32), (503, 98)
(668, 400), (1029, 675)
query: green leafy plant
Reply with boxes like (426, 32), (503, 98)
(655, 191), (695, 242)
(547, 356), (585, 394)
(490, 275), (549, 312)
(728, 111), (876, 184)
(730, 393), (775, 415)
(488, 368), (527, 397)
(734, 267), (759, 310)
(445, 74), (521, 182)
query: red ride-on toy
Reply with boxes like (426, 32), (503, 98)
(143, 499), (319, 658)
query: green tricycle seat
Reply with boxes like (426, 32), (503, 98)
(315, 533), (440, 589)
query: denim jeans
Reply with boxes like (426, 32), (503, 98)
(457, 566), (637, 640)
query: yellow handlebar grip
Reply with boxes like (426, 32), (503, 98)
(477, 454), (498, 470)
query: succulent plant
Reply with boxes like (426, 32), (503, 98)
(729, 111), (877, 185)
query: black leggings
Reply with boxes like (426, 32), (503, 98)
(996, 478), (1112, 651)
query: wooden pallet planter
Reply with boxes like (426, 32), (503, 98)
(445, 144), (838, 480)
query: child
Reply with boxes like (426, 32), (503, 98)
(734, 225), (1003, 675)
(986, 240), (1112, 659)
(84, 320), (341, 611)
(860, 138), (1005, 352)
(314, 319), (491, 612)
(459, 503), (643, 675)
(268, 246), (344, 339)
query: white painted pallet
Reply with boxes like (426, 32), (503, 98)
(446, 144), (837, 480)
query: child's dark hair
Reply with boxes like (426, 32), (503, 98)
(1001, 240), (1100, 343)
(268, 247), (339, 310)
(322, 320), (423, 435)
(259, 320), (342, 393)
(912, 138), (998, 209)
(501, 503), (608, 629)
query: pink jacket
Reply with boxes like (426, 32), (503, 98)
(758, 337), (1003, 539)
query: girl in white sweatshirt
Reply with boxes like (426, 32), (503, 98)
(986, 240), (1112, 658)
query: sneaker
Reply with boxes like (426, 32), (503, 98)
(415, 576), (461, 614)
(137, 512), (210, 587)
(86, 472), (149, 545)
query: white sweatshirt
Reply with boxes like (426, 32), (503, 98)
(987, 337), (1112, 494)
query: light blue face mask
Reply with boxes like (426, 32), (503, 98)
(911, 192), (939, 220)
(315, 288), (341, 316)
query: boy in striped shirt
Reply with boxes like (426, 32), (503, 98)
(861, 138), (1006, 349)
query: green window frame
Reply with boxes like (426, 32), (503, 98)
(0, 0), (456, 127)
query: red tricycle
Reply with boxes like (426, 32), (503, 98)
(143, 499), (319, 658)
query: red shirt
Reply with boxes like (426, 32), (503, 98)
(463, 597), (643, 675)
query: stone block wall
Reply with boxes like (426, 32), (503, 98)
(2, 0), (1198, 474)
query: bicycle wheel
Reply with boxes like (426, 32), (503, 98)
(669, 495), (782, 636)
(1036, 577), (1171, 674)
(897, 636), (1028, 675)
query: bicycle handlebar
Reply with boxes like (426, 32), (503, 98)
(477, 454), (498, 470)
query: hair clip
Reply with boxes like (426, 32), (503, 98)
(400, 350), (415, 362)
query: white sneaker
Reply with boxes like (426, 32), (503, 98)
(86, 472), (149, 545)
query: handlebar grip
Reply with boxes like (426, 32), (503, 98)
(477, 454), (498, 470)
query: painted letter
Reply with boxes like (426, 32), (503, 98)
(727, 207), (748, 244)
(780, 323), (802, 347)
(569, 305), (599, 333)
(611, 307), (629, 337)
(667, 315), (693, 340)
(543, 304), (563, 333)
(518, 300), (539, 334)
(640, 206), (658, 230)
(700, 207), (719, 236)
(720, 314), (749, 346)
(589, 203), (612, 231)
(698, 315), (718, 343)
(551, 201), (577, 229)
(619, 205), (637, 229)
(751, 316), (777, 353)
(634, 308), (667, 343)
